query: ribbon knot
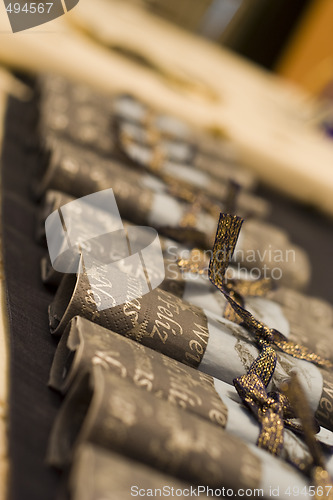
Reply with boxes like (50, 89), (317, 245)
(233, 345), (298, 455)
(208, 213), (333, 369)
(234, 371), (285, 455)
(256, 327), (274, 346)
(208, 213), (330, 463)
(233, 343), (284, 455)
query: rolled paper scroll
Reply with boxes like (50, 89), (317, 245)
(267, 287), (333, 362)
(49, 315), (333, 472)
(162, 265), (333, 364)
(39, 84), (269, 223)
(114, 107), (256, 190)
(116, 119), (197, 164)
(37, 190), (187, 255)
(37, 190), (323, 363)
(37, 174), (309, 287)
(36, 190), (190, 288)
(113, 94), (187, 139)
(116, 120), (269, 219)
(35, 130), (258, 236)
(36, 190), (187, 266)
(234, 218), (311, 291)
(36, 190), (74, 245)
(47, 364), (312, 500)
(40, 243), (188, 291)
(37, 189), (193, 291)
(37, 192), (320, 360)
(41, 256), (63, 288)
(49, 267), (212, 366)
(35, 137), (216, 248)
(112, 95), (253, 183)
(49, 316), (228, 428)
(38, 74), (116, 157)
(38, 74), (256, 191)
(48, 265), (333, 432)
(69, 444), (211, 500)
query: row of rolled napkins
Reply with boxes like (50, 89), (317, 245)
(35, 74), (310, 289)
(47, 317), (318, 499)
(38, 74), (255, 188)
(33, 75), (333, 499)
(40, 214), (333, 498)
(48, 316), (333, 467)
(37, 190), (333, 364)
(47, 265), (333, 433)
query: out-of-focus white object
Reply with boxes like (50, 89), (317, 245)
(0, 0), (333, 217)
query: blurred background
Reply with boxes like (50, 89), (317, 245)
(136, 0), (333, 92)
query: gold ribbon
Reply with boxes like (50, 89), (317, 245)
(234, 344), (300, 456)
(208, 213), (333, 369)
(177, 249), (273, 303)
(208, 213), (331, 459)
(177, 248), (208, 275)
(223, 277), (273, 323)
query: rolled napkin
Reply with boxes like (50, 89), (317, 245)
(38, 73), (116, 156)
(38, 76), (269, 221)
(36, 190), (74, 245)
(267, 287), (333, 362)
(36, 189), (188, 264)
(37, 184), (310, 288)
(162, 261), (333, 364)
(37, 191), (324, 362)
(41, 255), (63, 288)
(47, 364), (312, 500)
(36, 190), (192, 288)
(112, 95), (253, 187)
(34, 137), (216, 248)
(48, 268), (333, 432)
(116, 117), (198, 164)
(49, 316), (228, 428)
(49, 315), (333, 472)
(35, 130), (258, 230)
(115, 119), (269, 219)
(38, 74), (256, 191)
(234, 218), (310, 290)
(69, 444), (211, 500)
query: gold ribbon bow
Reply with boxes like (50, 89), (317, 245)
(208, 213), (332, 369)
(234, 344), (301, 456)
(208, 213), (330, 458)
